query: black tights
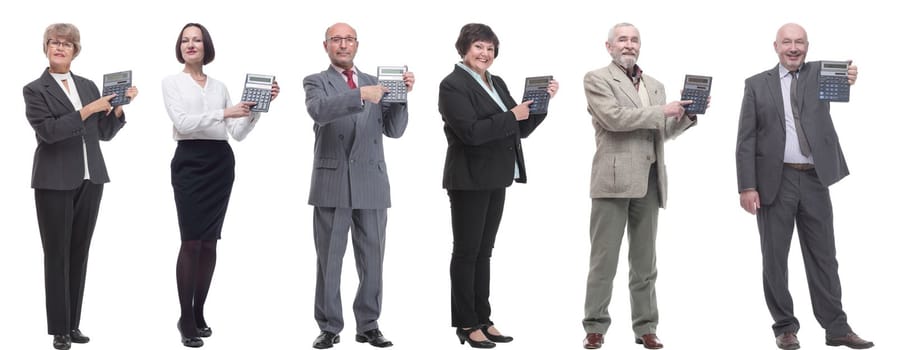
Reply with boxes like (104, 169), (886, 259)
(176, 240), (217, 336)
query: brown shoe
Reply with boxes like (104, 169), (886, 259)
(636, 334), (664, 349)
(583, 333), (604, 349)
(826, 332), (874, 349)
(776, 332), (800, 350)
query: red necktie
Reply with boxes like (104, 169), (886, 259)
(343, 70), (357, 89)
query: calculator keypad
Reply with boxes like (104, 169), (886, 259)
(103, 85), (130, 106)
(380, 80), (407, 103)
(819, 75), (850, 102)
(682, 89), (709, 115)
(242, 87), (271, 112)
(523, 89), (550, 114)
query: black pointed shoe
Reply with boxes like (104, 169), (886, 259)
(356, 328), (393, 347)
(313, 331), (340, 349)
(53, 334), (71, 350)
(70, 329), (90, 344)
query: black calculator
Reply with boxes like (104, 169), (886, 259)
(240, 74), (275, 112)
(102, 70), (132, 107)
(681, 74), (712, 115)
(522, 75), (553, 114)
(818, 61), (850, 102)
(377, 66), (407, 103)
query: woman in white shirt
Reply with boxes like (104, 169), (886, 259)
(162, 22), (278, 348)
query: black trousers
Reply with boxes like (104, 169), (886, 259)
(757, 167), (851, 337)
(448, 188), (505, 328)
(35, 180), (103, 335)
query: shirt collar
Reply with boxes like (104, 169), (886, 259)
(778, 63), (805, 79)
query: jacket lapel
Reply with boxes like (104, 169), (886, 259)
(606, 63), (640, 107)
(764, 65), (786, 131)
(40, 69), (75, 111)
(455, 65), (506, 112)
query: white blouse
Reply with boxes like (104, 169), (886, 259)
(162, 72), (260, 141)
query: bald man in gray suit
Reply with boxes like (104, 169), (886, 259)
(303, 22), (414, 349)
(736, 23), (872, 350)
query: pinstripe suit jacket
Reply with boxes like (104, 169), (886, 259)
(304, 66), (408, 209)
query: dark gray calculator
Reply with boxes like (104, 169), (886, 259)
(102, 70), (131, 107)
(377, 66), (407, 103)
(681, 74), (712, 115)
(241, 74), (275, 112)
(522, 75), (552, 114)
(818, 61), (850, 102)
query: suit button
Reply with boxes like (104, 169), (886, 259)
(646, 156), (651, 160)
(377, 118), (381, 123)
(350, 159), (355, 163)
(373, 139), (378, 144)
(339, 134), (345, 140)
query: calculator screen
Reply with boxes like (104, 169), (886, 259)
(823, 62), (848, 69)
(105, 72), (129, 82)
(687, 77), (709, 83)
(249, 76), (272, 83)
(529, 78), (550, 84)
(380, 68), (404, 75)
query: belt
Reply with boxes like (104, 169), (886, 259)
(784, 163), (814, 171)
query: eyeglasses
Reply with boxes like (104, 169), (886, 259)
(47, 39), (74, 50)
(328, 36), (357, 46)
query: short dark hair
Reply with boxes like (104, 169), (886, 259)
(175, 23), (215, 65)
(455, 23), (499, 59)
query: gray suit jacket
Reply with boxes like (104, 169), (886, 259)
(304, 66), (408, 209)
(585, 63), (695, 208)
(24, 69), (126, 190)
(736, 61), (849, 205)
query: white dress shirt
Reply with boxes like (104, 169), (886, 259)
(778, 64), (814, 164)
(162, 72), (260, 141)
(51, 71), (90, 180)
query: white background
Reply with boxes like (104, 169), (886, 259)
(1, 0), (892, 349)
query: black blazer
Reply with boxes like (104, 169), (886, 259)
(439, 64), (546, 190)
(24, 68), (126, 190)
(736, 61), (849, 204)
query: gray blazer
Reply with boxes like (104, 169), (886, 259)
(24, 69), (126, 190)
(736, 61), (849, 205)
(585, 63), (695, 208)
(304, 66), (408, 209)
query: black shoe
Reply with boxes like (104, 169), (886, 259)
(197, 327), (212, 338)
(177, 320), (204, 348)
(70, 329), (90, 344)
(456, 327), (496, 349)
(313, 331), (340, 349)
(356, 328), (393, 347)
(53, 334), (71, 350)
(480, 325), (513, 343)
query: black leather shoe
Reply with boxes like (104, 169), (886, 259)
(53, 334), (71, 350)
(313, 331), (340, 349)
(178, 320), (204, 348)
(70, 329), (90, 344)
(356, 328), (393, 347)
(197, 327), (212, 338)
(456, 327), (496, 349)
(826, 332), (874, 349)
(480, 325), (513, 343)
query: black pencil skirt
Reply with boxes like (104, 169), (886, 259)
(171, 140), (235, 241)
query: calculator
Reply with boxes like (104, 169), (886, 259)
(377, 66), (408, 103)
(818, 61), (850, 102)
(240, 73), (275, 112)
(522, 75), (553, 114)
(681, 74), (712, 115)
(102, 70), (132, 107)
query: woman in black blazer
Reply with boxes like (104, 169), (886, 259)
(23, 23), (137, 350)
(438, 23), (558, 348)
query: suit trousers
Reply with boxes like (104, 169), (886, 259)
(757, 167), (851, 337)
(448, 188), (505, 328)
(313, 206), (387, 334)
(584, 166), (659, 336)
(34, 180), (104, 335)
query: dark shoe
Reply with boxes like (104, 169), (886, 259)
(776, 332), (800, 350)
(53, 334), (71, 350)
(826, 333), (874, 349)
(355, 328), (393, 347)
(480, 324), (513, 343)
(70, 329), (90, 344)
(456, 327), (496, 349)
(583, 333), (604, 349)
(178, 320), (204, 348)
(197, 327), (212, 338)
(313, 331), (340, 349)
(636, 334), (664, 349)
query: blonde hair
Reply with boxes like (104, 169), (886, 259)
(43, 23), (81, 58)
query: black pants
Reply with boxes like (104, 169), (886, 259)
(757, 167), (851, 337)
(35, 180), (103, 335)
(448, 188), (505, 328)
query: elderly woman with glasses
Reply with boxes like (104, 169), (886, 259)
(23, 22), (138, 350)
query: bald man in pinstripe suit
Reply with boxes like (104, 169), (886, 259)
(303, 22), (414, 349)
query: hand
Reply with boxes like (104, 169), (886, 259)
(547, 79), (559, 98)
(403, 71), (415, 92)
(662, 100), (690, 119)
(360, 85), (389, 104)
(740, 190), (761, 215)
(270, 80), (280, 100)
(82, 94), (116, 120)
(511, 100), (533, 121)
(847, 60), (857, 85)
(224, 101), (256, 118)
